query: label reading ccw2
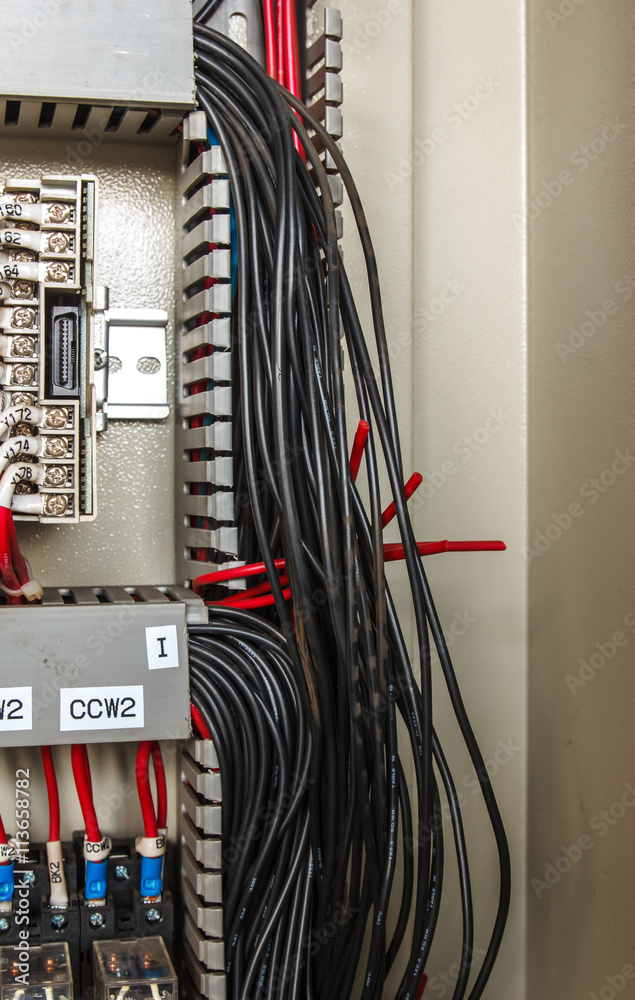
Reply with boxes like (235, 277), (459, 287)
(60, 685), (144, 732)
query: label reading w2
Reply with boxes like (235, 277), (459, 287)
(59, 685), (144, 732)
(0, 687), (32, 732)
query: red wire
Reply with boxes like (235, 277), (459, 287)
(263, 0), (277, 79)
(191, 703), (212, 740)
(193, 557), (287, 595)
(71, 744), (101, 843)
(283, 0), (303, 99)
(211, 586), (292, 611)
(151, 742), (168, 831)
(349, 421), (370, 482)
(276, 0), (286, 85)
(41, 746), (60, 842)
(136, 742), (159, 839)
(0, 507), (20, 592)
(6, 509), (29, 586)
(381, 472), (423, 528)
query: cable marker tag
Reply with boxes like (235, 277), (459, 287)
(83, 836), (112, 863)
(136, 835), (167, 858)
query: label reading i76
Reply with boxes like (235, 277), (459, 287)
(60, 685), (144, 732)
(0, 687), (32, 732)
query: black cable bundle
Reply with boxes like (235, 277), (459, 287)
(191, 25), (511, 1000)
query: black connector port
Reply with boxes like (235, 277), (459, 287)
(48, 304), (79, 397)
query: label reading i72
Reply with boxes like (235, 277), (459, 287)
(59, 685), (144, 732)
(0, 687), (32, 732)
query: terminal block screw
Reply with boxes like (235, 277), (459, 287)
(46, 232), (70, 254)
(13, 422), (36, 437)
(21, 871), (36, 886)
(114, 865), (130, 882)
(46, 203), (72, 224)
(12, 280), (35, 299)
(44, 408), (68, 429)
(89, 912), (105, 928)
(44, 437), (68, 458)
(45, 262), (70, 283)
(14, 194), (37, 204)
(145, 908), (162, 925)
(11, 364), (35, 386)
(0, 919), (9, 933)
(12, 336), (35, 357)
(44, 495), (68, 516)
(50, 913), (68, 930)
(11, 393), (35, 406)
(12, 308), (36, 329)
(44, 466), (67, 487)
(11, 250), (35, 262)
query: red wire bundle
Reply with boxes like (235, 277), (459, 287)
(41, 746), (61, 843)
(264, 0), (305, 156)
(71, 744), (101, 843)
(136, 741), (168, 838)
(0, 505), (28, 602)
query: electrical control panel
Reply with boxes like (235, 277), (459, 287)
(0, 176), (96, 523)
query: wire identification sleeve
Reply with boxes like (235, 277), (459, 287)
(188, 21), (511, 1000)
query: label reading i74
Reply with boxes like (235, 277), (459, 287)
(0, 687), (32, 732)
(59, 685), (144, 732)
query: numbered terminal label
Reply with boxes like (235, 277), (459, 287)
(60, 685), (144, 732)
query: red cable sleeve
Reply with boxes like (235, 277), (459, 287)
(263, 0), (277, 79)
(71, 744), (101, 843)
(191, 703), (212, 740)
(136, 741), (159, 839)
(41, 746), (61, 843)
(151, 742), (168, 831)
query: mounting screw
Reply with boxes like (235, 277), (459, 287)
(0, 919), (10, 933)
(145, 908), (162, 925)
(50, 913), (68, 930)
(89, 912), (105, 928)
(114, 865), (130, 882)
(94, 347), (108, 371)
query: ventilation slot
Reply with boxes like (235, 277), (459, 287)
(38, 102), (56, 128)
(71, 104), (92, 130)
(4, 101), (20, 127)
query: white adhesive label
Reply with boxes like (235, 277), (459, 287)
(145, 625), (179, 670)
(59, 685), (144, 731)
(0, 687), (32, 731)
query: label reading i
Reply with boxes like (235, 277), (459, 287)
(0, 687), (32, 732)
(60, 685), (144, 732)
(146, 625), (179, 670)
